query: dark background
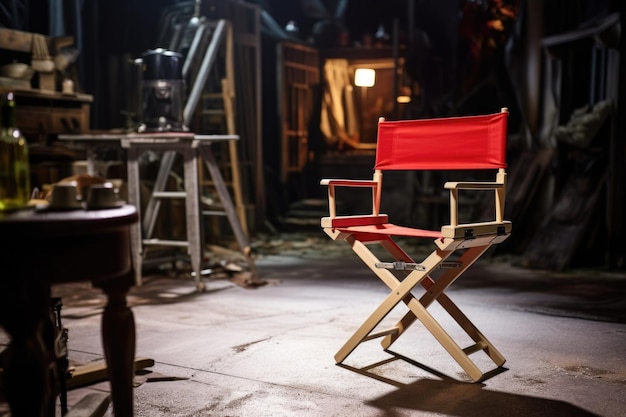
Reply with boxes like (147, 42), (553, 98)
(2, 0), (617, 113)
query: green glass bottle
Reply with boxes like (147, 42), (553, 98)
(0, 92), (31, 211)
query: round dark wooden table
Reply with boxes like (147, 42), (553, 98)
(0, 205), (138, 417)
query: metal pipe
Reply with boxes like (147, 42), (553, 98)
(183, 19), (227, 126)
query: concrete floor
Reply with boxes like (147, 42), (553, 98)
(2, 234), (626, 417)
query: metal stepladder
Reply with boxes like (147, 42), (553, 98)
(128, 18), (256, 289)
(191, 18), (249, 243)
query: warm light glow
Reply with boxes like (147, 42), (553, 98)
(397, 85), (412, 103)
(354, 68), (375, 87)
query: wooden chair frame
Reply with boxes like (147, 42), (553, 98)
(320, 109), (511, 382)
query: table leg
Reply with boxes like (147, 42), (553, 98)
(126, 146), (144, 286)
(96, 274), (136, 417)
(182, 146), (203, 286)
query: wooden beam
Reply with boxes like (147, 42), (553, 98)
(0, 27), (34, 53)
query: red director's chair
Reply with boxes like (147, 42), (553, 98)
(320, 108), (511, 382)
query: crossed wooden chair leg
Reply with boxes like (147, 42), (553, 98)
(331, 232), (507, 382)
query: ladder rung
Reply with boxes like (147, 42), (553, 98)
(363, 327), (399, 342)
(152, 191), (186, 199)
(201, 92), (223, 99)
(202, 210), (227, 216)
(201, 180), (234, 187)
(142, 239), (189, 248)
(463, 341), (488, 355)
(285, 129), (309, 136)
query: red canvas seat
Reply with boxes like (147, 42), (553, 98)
(320, 109), (511, 382)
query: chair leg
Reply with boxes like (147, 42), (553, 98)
(336, 234), (506, 382)
(401, 293), (485, 381)
(382, 244), (489, 347)
(387, 245), (506, 369)
(334, 246), (448, 363)
(435, 292), (507, 368)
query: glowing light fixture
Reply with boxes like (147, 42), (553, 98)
(354, 68), (375, 87)
(397, 86), (412, 103)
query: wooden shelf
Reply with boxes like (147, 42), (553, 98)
(0, 87), (93, 144)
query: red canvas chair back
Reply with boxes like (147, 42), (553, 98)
(375, 111), (508, 171)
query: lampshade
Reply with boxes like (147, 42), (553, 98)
(354, 68), (375, 87)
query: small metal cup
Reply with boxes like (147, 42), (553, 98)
(86, 183), (121, 209)
(48, 183), (81, 209)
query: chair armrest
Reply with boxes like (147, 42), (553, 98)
(441, 220), (512, 238)
(321, 214), (388, 228)
(320, 179), (378, 187)
(445, 171), (507, 226)
(320, 178), (381, 219)
(444, 181), (503, 190)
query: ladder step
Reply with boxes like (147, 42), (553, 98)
(463, 341), (488, 355)
(202, 209), (227, 216)
(152, 191), (186, 199)
(142, 239), (189, 248)
(201, 92), (223, 99)
(201, 180), (234, 187)
(201, 109), (226, 115)
(363, 327), (399, 341)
